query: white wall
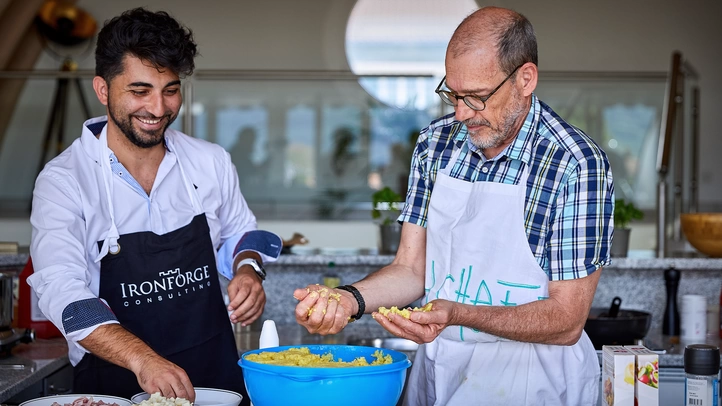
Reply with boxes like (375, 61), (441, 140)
(2, 0), (721, 250)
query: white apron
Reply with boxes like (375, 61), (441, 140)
(404, 145), (599, 406)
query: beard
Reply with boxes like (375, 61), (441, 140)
(465, 90), (528, 150)
(107, 99), (176, 149)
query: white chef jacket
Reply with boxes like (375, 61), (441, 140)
(29, 116), (264, 365)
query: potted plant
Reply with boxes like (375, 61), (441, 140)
(372, 187), (403, 255)
(612, 198), (644, 257)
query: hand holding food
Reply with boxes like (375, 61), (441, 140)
(294, 284), (353, 335)
(133, 393), (191, 406)
(373, 299), (454, 345)
(377, 302), (433, 319)
(132, 355), (195, 403)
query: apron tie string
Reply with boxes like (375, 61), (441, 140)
(94, 130), (202, 263)
(95, 127), (120, 263)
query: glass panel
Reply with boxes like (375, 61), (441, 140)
(0, 76), (105, 215)
(188, 78), (437, 220)
(535, 80), (666, 210)
(0, 72), (674, 220)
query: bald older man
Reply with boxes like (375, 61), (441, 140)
(294, 7), (613, 405)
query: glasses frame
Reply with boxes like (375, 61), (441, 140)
(435, 64), (524, 111)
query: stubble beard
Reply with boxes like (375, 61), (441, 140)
(107, 99), (176, 149)
(465, 91), (527, 150)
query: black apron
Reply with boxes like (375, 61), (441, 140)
(74, 214), (248, 405)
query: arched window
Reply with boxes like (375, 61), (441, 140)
(345, 0), (478, 110)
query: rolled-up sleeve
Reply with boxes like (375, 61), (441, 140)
(28, 169), (118, 356)
(548, 153), (614, 281)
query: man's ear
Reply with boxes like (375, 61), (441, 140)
(518, 62), (538, 97)
(92, 76), (109, 106)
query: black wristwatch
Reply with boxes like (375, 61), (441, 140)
(236, 258), (266, 281)
(336, 285), (365, 320)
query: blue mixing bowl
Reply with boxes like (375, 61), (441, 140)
(239, 344), (412, 406)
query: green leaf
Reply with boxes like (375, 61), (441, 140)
(371, 187), (403, 224)
(614, 198), (644, 229)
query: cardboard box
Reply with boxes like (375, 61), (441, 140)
(602, 346), (636, 406)
(625, 345), (659, 406)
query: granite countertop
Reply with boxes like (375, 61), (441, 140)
(272, 255), (722, 270)
(0, 338), (70, 403)
(2, 252), (722, 270)
(0, 253), (27, 269)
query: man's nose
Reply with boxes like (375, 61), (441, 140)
(146, 92), (167, 117)
(454, 101), (476, 123)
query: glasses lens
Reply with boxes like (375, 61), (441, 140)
(464, 97), (486, 111)
(437, 91), (457, 106)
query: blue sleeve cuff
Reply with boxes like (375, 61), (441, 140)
(233, 230), (283, 259)
(217, 230), (282, 280)
(62, 298), (118, 334)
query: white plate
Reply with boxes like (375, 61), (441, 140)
(131, 388), (242, 406)
(20, 395), (132, 406)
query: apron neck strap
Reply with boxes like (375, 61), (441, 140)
(95, 127), (120, 262)
(94, 129), (203, 263)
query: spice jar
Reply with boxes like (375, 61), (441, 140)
(684, 344), (720, 406)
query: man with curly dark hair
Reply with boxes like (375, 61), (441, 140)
(28, 9), (279, 404)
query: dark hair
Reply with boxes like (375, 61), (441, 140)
(496, 12), (538, 75)
(95, 8), (198, 82)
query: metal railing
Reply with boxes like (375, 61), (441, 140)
(655, 51), (700, 257)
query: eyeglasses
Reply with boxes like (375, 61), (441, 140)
(435, 65), (523, 111)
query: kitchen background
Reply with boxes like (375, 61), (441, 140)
(1, 2), (721, 405)
(0, 0), (721, 253)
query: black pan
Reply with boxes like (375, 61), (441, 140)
(584, 297), (652, 349)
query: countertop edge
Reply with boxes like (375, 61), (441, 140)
(3, 253), (721, 270)
(269, 256), (722, 270)
(0, 356), (70, 403)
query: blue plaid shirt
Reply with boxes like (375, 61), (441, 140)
(399, 94), (614, 281)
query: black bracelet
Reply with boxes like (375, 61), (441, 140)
(336, 285), (365, 320)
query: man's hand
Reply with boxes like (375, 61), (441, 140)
(372, 299), (454, 344)
(227, 265), (265, 325)
(130, 354), (195, 402)
(79, 324), (196, 402)
(293, 285), (354, 335)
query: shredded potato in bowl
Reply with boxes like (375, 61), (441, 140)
(133, 393), (190, 406)
(131, 388), (242, 406)
(245, 346), (392, 367)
